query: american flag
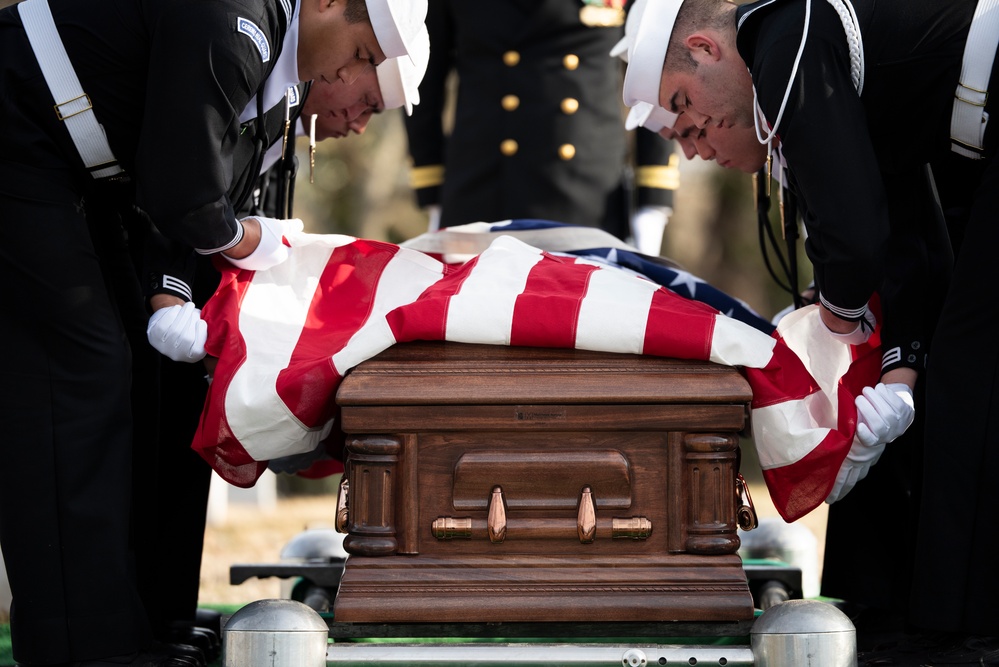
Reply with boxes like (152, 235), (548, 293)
(195, 223), (881, 522)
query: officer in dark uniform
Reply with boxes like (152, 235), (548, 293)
(0, 0), (425, 662)
(122, 37), (430, 657)
(626, 0), (998, 660)
(404, 0), (680, 256)
(113, 83), (310, 661)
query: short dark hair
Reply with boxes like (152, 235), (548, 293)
(343, 0), (369, 25)
(664, 0), (735, 74)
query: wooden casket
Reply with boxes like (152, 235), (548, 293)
(332, 342), (757, 625)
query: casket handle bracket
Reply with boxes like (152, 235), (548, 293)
(735, 473), (758, 531)
(335, 475), (350, 534)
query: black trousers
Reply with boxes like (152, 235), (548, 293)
(93, 207), (214, 640)
(0, 161), (150, 664)
(820, 386), (923, 614)
(910, 151), (999, 634)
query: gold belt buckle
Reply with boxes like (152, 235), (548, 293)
(54, 93), (93, 121)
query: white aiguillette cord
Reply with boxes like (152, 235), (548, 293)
(309, 114), (317, 183)
(752, 0), (865, 194)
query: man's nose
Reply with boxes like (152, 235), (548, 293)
(343, 101), (369, 122)
(679, 138), (698, 160)
(694, 138), (715, 161)
(685, 108), (711, 129)
(337, 60), (370, 85)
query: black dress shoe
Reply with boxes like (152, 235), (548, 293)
(194, 608), (223, 637)
(164, 626), (218, 663)
(928, 635), (999, 665)
(859, 632), (999, 666)
(70, 649), (199, 667)
(151, 642), (206, 667)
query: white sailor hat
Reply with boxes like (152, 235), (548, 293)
(625, 101), (678, 132)
(366, 0), (428, 62)
(609, 0), (647, 61)
(622, 0), (683, 107)
(376, 23), (430, 115)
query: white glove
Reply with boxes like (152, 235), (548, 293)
(146, 301), (208, 363)
(855, 382), (915, 448)
(631, 206), (671, 256)
(223, 216), (298, 271)
(819, 306), (877, 346)
(826, 383), (915, 503)
(425, 204), (442, 233)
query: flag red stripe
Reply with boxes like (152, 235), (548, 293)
(275, 240), (398, 428)
(385, 256), (478, 341)
(642, 288), (717, 360)
(196, 264), (267, 487)
(510, 257), (598, 348)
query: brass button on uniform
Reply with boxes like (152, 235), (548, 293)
(501, 94), (520, 111)
(500, 139), (519, 156)
(558, 143), (576, 160)
(503, 50), (520, 67)
(563, 54), (579, 70)
(560, 97), (579, 114)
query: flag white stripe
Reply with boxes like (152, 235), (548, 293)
(753, 394), (835, 469)
(445, 236), (543, 345)
(227, 235), (353, 460)
(709, 315), (776, 368)
(332, 247), (445, 374)
(576, 268), (656, 354)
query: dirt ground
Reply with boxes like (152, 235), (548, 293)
(197, 484), (829, 608)
(200, 494), (341, 606)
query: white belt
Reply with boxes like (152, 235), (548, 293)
(951, 0), (999, 159)
(18, 0), (125, 179)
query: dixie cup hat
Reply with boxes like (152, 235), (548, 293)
(625, 101), (678, 132)
(612, 0), (678, 134)
(366, 0), (428, 62)
(622, 0), (684, 107)
(609, 0), (648, 61)
(377, 23), (430, 115)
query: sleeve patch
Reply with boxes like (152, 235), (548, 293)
(237, 17), (271, 62)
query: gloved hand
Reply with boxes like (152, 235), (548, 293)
(826, 434), (883, 504)
(826, 382), (915, 503)
(146, 301), (208, 363)
(224, 216), (299, 271)
(630, 205), (671, 256)
(854, 382), (915, 448)
(819, 306), (876, 346)
(425, 204), (442, 233)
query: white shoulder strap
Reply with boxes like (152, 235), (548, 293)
(18, 0), (125, 179)
(951, 0), (999, 159)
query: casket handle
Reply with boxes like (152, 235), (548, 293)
(488, 486), (507, 543)
(735, 473), (758, 531)
(431, 483), (652, 542)
(577, 485), (596, 543)
(335, 475), (350, 534)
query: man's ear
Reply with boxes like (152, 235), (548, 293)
(315, 0), (337, 16)
(685, 32), (722, 64)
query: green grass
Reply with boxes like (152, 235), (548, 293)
(0, 624), (11, 667)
